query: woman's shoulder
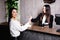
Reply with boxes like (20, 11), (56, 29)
(10, 18), (18, 23)
(10, 19), (21, 25)
(38, 13), (42, 16)
(50, 15), (53, 17)
(50, 15), (54, 19)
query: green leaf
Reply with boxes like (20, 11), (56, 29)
(5, 0), (18, 18)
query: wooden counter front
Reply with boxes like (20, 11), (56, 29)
(28, 25), (60, 36)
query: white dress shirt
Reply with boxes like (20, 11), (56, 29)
(10, 19), (32, 37)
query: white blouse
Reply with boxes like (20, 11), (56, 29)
(10, 19), (32, 37)
(42, 15), (48, 25)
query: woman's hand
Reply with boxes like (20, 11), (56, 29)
(27, 16), (33, 28)
(28, 16), (32, 24)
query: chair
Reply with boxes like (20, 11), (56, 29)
(55, 14), (60, 25)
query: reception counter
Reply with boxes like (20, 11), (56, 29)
(28, 25), (60, 36)
(0, 23), (60, 40)
(20, 25), (60, 40)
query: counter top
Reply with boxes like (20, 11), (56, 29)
(28, 25), (60, 36)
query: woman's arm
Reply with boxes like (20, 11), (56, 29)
(31, 14), (41, 22)
(11, 21), (31, 32)
(49, 15), (53, 28)
(20, 22), (31, 31)
(11, 17), (32, 32)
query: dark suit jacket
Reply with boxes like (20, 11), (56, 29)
(31, 13), (53, 28)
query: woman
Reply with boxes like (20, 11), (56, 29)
(31, 5), (53, 28)
(9, 8), (32, 40)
